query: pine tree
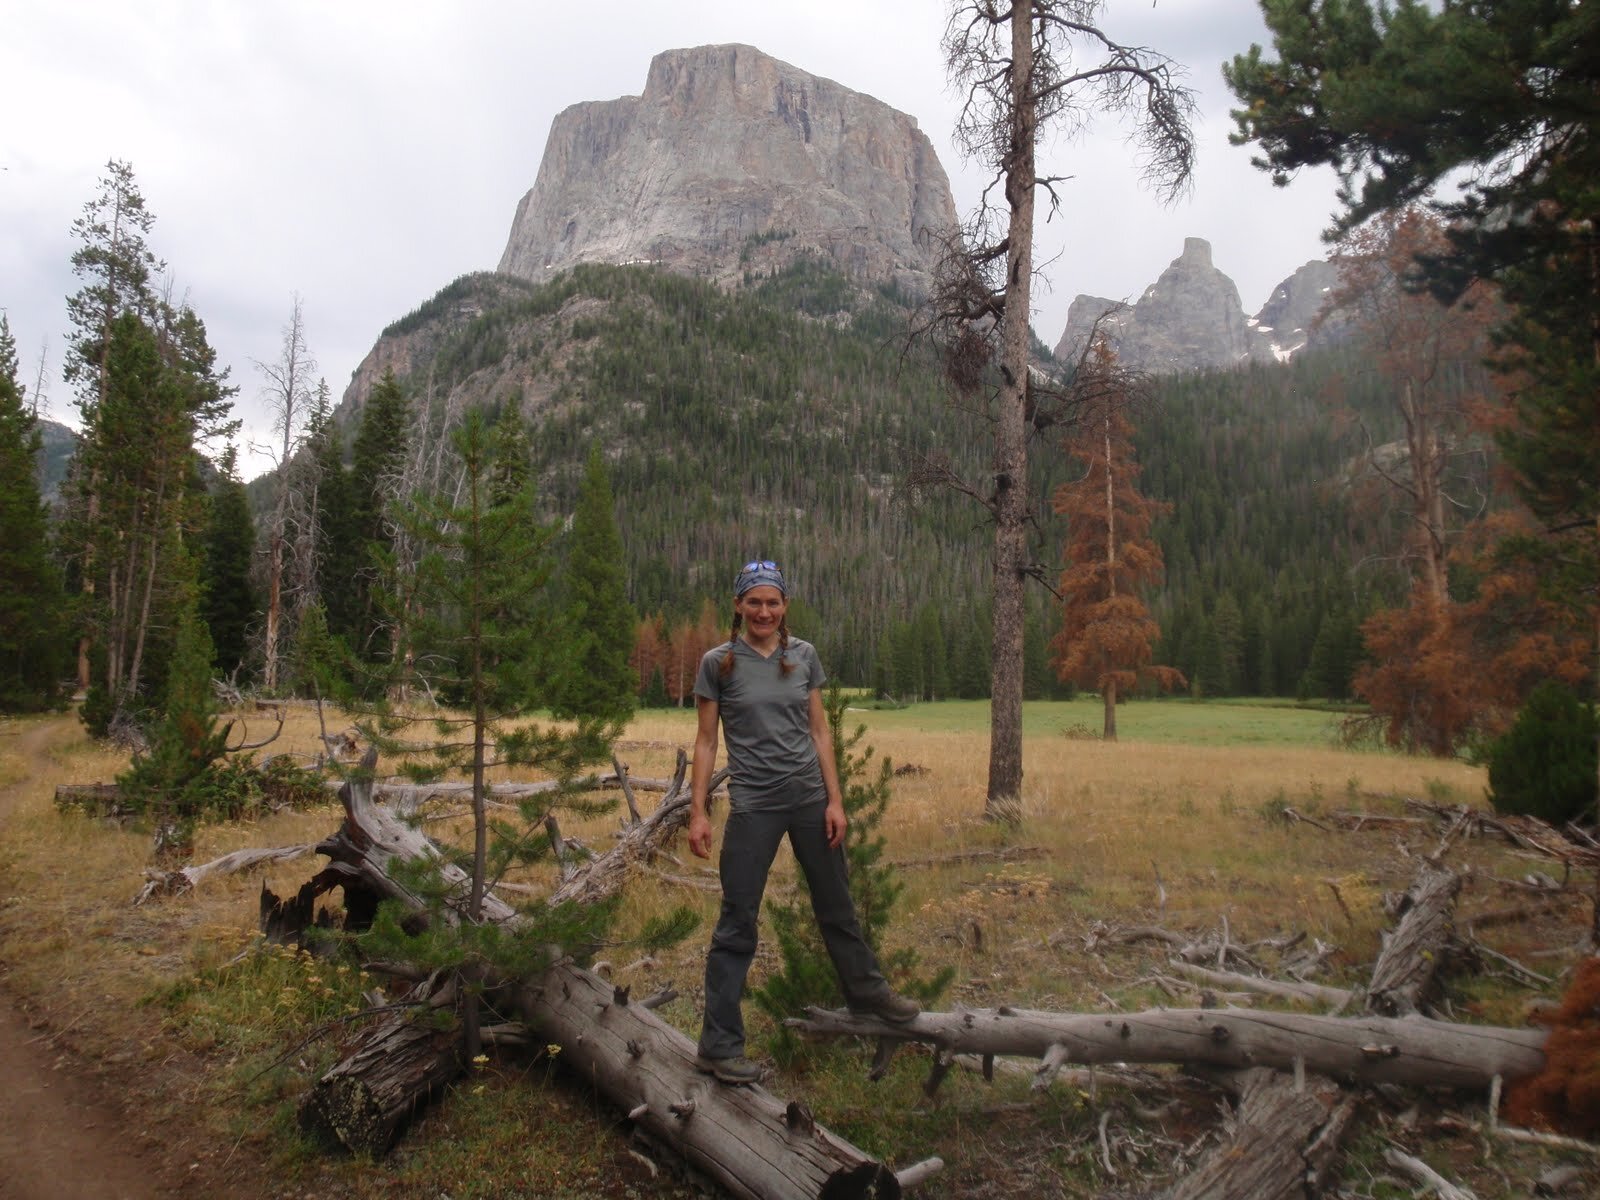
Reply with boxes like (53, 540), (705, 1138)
(358, 410), (624, 1058)
(0, 316), (68, 711)
(200, 447), (258, 679)
(306, 395), (356, 646)
(341, 369), (409, 659)
(73, 312), (215, 730)
(116, 599), (232, 857)
(1484, 681), (1599, 826)
(61, 162), (239, 732)
(1227, 0), (1599, 754)
(952, 610), (991, 700)
(1212, 592), (1245, 697)
(63, 159), (162, 692)
(933, 1), (1195, 818)
(549, 443), (636, 722)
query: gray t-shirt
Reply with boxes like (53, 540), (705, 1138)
(694, 637), (827, 811)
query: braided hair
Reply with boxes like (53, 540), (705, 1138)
(718, 612), (795, 679)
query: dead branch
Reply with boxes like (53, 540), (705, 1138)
(1383, 1145), (1478, 1199)
(1167, 962), (1354, 1011)
(134, 843), (316, 905)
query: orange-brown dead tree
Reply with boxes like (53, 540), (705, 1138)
(1050, 342), (1185, 740)
(1354, 512), (1592, 755)
(1328, 208), (1499, 603)
(628, 614), (667, 700)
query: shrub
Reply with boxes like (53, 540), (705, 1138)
(1484, 681), (1599, 827)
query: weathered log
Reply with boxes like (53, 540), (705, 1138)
(299, 976), (461, 1156)
(1157, 1068), (1358, 1200)
(1327, 810), (1430, 832)
(53, 782), (129, 817)
(788, 1004), (1544, 1091)
(1367, 864), (1461, 1016)
(515, 962), (930, 1200)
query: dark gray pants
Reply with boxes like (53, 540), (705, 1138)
(698, 802), (888, 1059)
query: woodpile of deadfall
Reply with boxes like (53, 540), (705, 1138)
(127, 756), (1600, 1199)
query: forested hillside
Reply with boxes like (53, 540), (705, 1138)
(316, 260), (1410, 698)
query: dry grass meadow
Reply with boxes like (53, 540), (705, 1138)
(1, 698), (1590, 1198)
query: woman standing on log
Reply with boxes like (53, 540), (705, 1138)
(687, 559), (919, 1084)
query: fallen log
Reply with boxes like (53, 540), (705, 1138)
(515, 962), (927, 1200)
(299, 974), (461, 1156)
(1157, 1068), (1358, 1200)
(53, 770), (721, 825)
(547, 755), (713, 908)
(1367, 863), (1461, 1016)
(281, 757), (931, 1197)
(1382, 1146), (1478, 1200)
(53, 781), (130, 818)
(787, 1004), (1544, 1091)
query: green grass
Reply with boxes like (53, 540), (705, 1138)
(842, 697), (1352, 747)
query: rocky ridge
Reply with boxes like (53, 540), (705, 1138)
(497, 44), (959, 298)
(1052, 238), (1346, 373)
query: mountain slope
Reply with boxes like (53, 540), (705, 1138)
(322, 260), (1400, 695)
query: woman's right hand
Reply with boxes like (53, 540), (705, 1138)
(688, 809), (713, 859)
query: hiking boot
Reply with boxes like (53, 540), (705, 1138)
(694, 1054), (764, 1085)
(848, 990), (921, 1023)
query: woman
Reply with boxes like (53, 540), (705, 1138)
(687, 559), (919, 1084)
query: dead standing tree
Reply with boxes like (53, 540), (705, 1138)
(251, 294), (318, 693)
(922, 1), (1195, 821)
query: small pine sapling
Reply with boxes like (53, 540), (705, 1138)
(115, 606), (234, 857)
(753, 685), (951, 1066)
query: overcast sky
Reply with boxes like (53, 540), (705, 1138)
(1, 0), (1342, 478)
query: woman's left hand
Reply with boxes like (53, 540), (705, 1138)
(825, 800), (847, 848)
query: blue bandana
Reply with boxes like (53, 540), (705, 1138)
(734, 560), (787, 597)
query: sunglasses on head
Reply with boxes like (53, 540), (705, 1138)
(742, 560), (779, 572)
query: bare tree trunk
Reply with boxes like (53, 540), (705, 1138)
(123, 477), (167, 704)
(1103, 677), (1118, 742)
(986, 3), (1038, 824)
(263, 531), (283, 692)
(77, 479), (100, 691)
(258, 297), (314, 693)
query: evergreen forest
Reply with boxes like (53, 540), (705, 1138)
(306, 257), (1422, 704)
(4, 145), (1592, 773)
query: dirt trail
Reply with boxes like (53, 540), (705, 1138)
(0, 716), (166, 1200)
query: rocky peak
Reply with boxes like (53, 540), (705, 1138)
(1052, 239), (1347, 373)
(497, 44), (958, 297)
(1250, 259), (1346, 360)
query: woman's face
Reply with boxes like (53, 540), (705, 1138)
(735, 585), (788, 639)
